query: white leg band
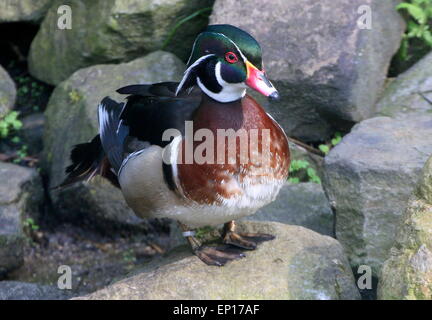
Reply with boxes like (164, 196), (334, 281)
(182, 231), (196, 237)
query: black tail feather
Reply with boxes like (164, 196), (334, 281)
(55, 96), (128, 190)
(98, 97), (129, 173)
(54, 135), (104, 189)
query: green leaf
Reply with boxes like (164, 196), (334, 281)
(397, 3), (427, 24)
(288, 177), (300, 184)
(162, 7), (212, 49)
(319, 144), (330, 154)
(289, 159), (310, 172)
(0, 111), (22, 138)
(331, 132), (342, 146)
(407, 20), (422, 37)
(398, 37), (409, 61)
(422, 29), (432, 46)
(306, 168), (322, 184)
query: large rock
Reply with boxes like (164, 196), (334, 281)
(323, 115), (432, 276)
(29, 0), (213, 85)
(0, 162), (43, 277)
(75, 221), (360, 300)
(378, 157), (432, 300)
(0, 65), (16, 117)
(21, 113), (45, 155)
(0, 281), (73, 300)
(0, 0), (53, 23)
(43, 51), (185, 231)
(245, 182), (333, 236)
(210, 0), (405, 141)
(376, 51), (432, 119)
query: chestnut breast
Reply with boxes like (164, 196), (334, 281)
(177, 94), (290, 205)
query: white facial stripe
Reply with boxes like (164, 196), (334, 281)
(197, 62), (246, 103)
(176, 54), (215, 96)
(179, 32), (254, 102)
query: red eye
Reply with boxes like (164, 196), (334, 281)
(225, 51), (238, 63)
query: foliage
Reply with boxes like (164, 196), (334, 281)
(15, 75), (45, 112)
(397, 0), (432, 60)
(319, 144), (330, 155)
(288, 159), (321, 184)
(13, 145), (28, 164)
(16, 75), (44, 98)
(0, 111), (22, 139)
(195, 226), (215, 240)
(23, 218), (39, 231)
(319, 132), (342, 155)
(162, 7), (213, 50)
(122, 249), (137, 264)
(306, 167), (321, 184)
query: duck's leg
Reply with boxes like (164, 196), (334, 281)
(178, 222), (245, 267)
(222, 220), (275, 250)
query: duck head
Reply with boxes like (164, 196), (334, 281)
(176, 24), (279, 103)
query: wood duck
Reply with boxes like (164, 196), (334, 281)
(60, 24), (290, 266)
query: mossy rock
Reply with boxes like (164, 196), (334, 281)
(0, 0), (53, 23)
(74, 221), (361, 300)
(0, 65), (16, 117)
(29, 0), (213, 85)
(378, 156), (432, 299)
(376, 51), (432, 119)
(0, 162), (43, 277)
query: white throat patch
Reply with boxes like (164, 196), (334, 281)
(197, 62), (246, 103)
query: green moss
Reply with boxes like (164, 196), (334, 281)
(107, 16), (120, 31)
(68, 89), (82, 103)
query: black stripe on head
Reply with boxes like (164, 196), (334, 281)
(197, 58), (223, 93)
(176, 54), (215, 95)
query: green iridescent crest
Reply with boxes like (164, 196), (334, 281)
(187, 24), (263, 70)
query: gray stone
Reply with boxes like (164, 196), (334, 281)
(0, 162), (43, 276)
(74, 221), (360, 300)
(211, 0), (405, 141)
(29, 0), (213, 85)
(245, 182), (333, 236)
(376, 51), (432, 118)
(43, 51), (185, 231)
(0, 0), (53, 23)
(378, 157), (432, 299)
(21, 113), (45, 155)
(0, 65), (16, 117)
(0, 281), (73, 300)
(322, 115), (432, 276)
